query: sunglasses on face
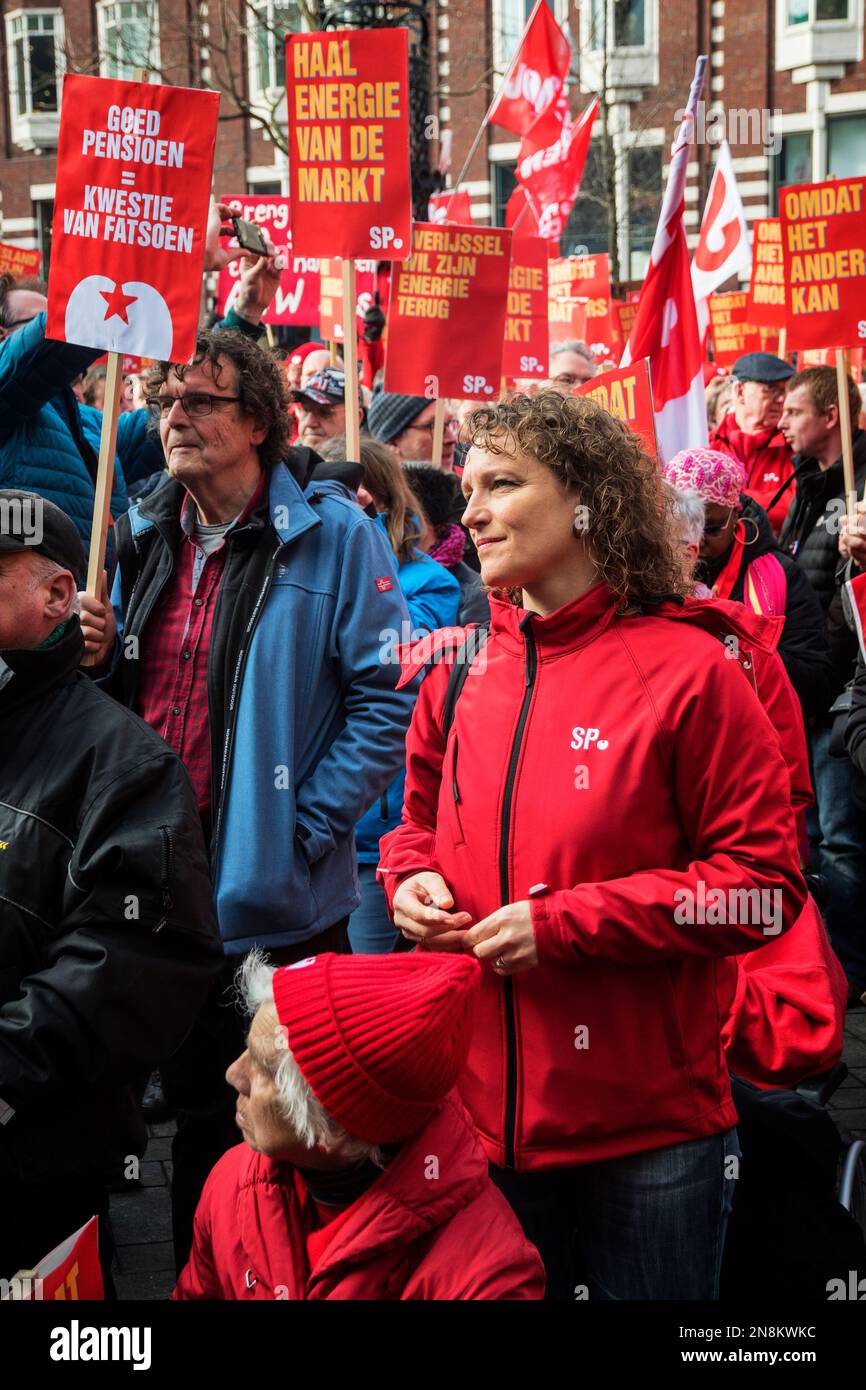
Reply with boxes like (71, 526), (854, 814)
(703, 507), (736, 538)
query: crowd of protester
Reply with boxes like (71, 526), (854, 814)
(2, 228), (866, 1302)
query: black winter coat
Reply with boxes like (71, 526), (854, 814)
(0, 620), (222, 1181)
(701, 495), (834, 719)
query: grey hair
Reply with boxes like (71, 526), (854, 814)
(667, 486), (706, 548)
(237, 950), (384, 1166)
(550, 339), (596, 364)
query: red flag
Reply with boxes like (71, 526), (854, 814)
(691, 140), (751, 346)
(505, 186), (540, 239)
(514, 97), (598, 244)
(622, 59), (708, 463)
(428, 189), (473, 225)
(847, 570), (866, 664)
(489, 0), (571, 151)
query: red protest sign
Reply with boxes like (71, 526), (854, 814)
(568, 254), (617, 365)
(7, 1216), (104, 1301)
(216, 195), (320, 326)
(548, 256), (589, 344)
(708, 291), (779, 368)
(428, 189), (473, 225)
(384, 222), (512, 399)
(779, 179), (866, 351)
(613, 298), (639, 347)
(286, 28), (411, 260)
(502, 236), (549, 380)
(800, 346), (864, 372)
(319, 257), (377, 342)
(575, 359), (657, 458)
(747, 218), (786, 329)
(0, 242), (41, 278)
(46, 74), (217, 361)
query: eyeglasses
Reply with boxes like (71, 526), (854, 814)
(703, 507), (736, 538)
(148, 392), (243, 419)
(409, 418), (459, 436)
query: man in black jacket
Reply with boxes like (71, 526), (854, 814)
(779, 366), (866, 1001)
(0, 490), (222, 1280)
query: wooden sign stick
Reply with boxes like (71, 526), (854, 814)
(431, 396), (446, 470)
(342, 258), (361, 464)
(835, 347), (857, 515)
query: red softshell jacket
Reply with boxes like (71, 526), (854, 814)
(173, 1094), (545, 1300)
(379, 584), (807, 1171)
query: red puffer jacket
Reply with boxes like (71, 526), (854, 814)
(172, 1093), (544, 1300)
(379, 584), (807, 1171)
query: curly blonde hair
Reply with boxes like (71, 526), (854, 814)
(466, 391), (687, 605)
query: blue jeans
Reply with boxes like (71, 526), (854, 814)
(492, 1128), (740, 1301)
(348, 862), (400, 954)
(808, 717), (866, 986)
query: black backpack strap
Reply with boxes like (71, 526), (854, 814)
(441, 624), (490, 741)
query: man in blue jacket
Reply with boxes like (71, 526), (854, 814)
(79, 327), (415, 1269)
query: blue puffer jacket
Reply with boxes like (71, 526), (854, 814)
(355, 516), (461, 862)
(0, 312), (162, 552)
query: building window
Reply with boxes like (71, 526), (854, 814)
(493, 163), (518, 226)
(97, 1), (159, 80)
(586, 0), (647, 49)
(6, 10), (63, 118)
(786, 0), (849, 22)
(627, 144), (661, 278)
(249, 0), (303, 99)
(774, 131), (811, 207)
(559, 142), (609, 257)
(828, 114), (866, 178)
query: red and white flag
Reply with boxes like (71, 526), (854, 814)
(489, 0), (571, 152)
(691, 140), (751, 344)
(622, 58), (708, 463)
(510, 97), (599, 245)
(847, 570), (866, 662)
(428, 189), (473, 225)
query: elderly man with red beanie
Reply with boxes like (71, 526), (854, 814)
(173, 953), (544, 1300)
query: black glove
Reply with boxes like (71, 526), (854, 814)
(362, 292), (386, 343)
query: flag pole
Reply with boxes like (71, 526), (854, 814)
(445, 0), (546, 214)
(342, 258), (361, 465)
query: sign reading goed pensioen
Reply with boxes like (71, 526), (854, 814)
(46, 74), (219, 362)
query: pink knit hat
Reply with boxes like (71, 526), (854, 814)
(271, 953), (480, 1143)
(663, 448), (747, 508)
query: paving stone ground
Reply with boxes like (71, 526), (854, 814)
(109, 1014), (866, 1301)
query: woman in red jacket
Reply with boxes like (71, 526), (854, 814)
(379, 392), (807, 1301)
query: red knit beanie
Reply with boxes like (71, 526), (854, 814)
(271, 953), (480, 1144)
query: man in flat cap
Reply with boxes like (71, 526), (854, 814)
(711, 352), (795, 535)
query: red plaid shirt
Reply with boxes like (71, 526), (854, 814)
(136, 480), (264, 834)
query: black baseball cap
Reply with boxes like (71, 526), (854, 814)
(0, 489), (86, 582)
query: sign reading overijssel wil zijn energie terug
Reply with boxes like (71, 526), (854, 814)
(285, 28), (412, 261)
(47, 75), (219, 362)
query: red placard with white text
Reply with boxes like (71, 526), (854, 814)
(46, 74), (218, 361)
(0, 242), (41, 278)
(318, 257), (377, 342)
(286, 28), (411, 260)
(502, 236), (549, 380)
(216, 195), (320, 326)
(779, 179), (866, 351)
(385, 222), (512, 399)
(574, 358), (657, 458)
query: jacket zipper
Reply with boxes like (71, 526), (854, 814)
(210, 543), (282, 870)
(499, 618), (538, 1169)
(154, 825), (174, 932)
(451, 736), (465, 840)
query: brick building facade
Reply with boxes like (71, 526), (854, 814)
(1, 0), (864, 288)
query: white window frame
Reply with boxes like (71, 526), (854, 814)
(246, 0), (305, 107)
(578, 0), (658, 92)
(96, 0), (160, 82)
(5, 9), (65, 120)
(775, 0), (863, 75)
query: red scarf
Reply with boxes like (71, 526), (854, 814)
(710, 521), (746, 601)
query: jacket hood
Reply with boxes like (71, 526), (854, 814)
(236, 1093), (490, 1292)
